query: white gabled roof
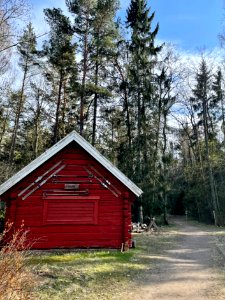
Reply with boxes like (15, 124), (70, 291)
(0, 131), (143, 197)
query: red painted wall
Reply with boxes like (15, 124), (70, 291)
(2, 141), (135, 249)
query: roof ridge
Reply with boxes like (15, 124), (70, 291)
(0, 130), (143, 197)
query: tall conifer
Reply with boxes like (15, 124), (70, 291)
(126, 0), (162, 220)
(43, 8), (76, 143)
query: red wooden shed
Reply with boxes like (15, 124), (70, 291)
(0, 131), (142, 249)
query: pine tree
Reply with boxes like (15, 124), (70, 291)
(66, 0), (120, 144)
(43, 8), (76, 143)
(66, 0), (95, 136)
(90, 0), (119, 146)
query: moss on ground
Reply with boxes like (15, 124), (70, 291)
(29, 248), (143, 300)
(28, 226), (178, 300)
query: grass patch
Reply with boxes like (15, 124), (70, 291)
(29, 249), (144, 300)
(28, 227), (178, 300)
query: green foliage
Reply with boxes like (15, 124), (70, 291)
(43, 7), (77, 143)
(43, 8), (75, 71)
(125, 0), (164, 218)
(2, 0), (225, 227)
(17, 22), (37, 70)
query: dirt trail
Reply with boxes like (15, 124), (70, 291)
(127, 217), (225, 300)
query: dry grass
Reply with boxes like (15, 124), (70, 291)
(27, 220), (225, 300)
(27, 226), (177, 300)
(29, 249), (142, 300)
(0, 223), (36, 300)
(1, 218), (224, 300)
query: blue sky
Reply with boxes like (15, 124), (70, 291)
(149, 0), (224, 52)
(30, 0), (224, 53)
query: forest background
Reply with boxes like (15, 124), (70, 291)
(1, 0), (225, 225)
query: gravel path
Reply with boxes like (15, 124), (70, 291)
(126, 217), (225, 300)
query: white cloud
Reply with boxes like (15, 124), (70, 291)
(155, 41), (225, 134)
(157, 37), (224, 68)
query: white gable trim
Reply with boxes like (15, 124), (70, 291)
(0, 131), (143, 197)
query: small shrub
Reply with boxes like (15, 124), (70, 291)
(0, 223), (35, 300)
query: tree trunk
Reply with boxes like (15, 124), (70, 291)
(114, 58), (132, 149)
(136, 89), (142, 181)
(202, 94), (220, 224)
(80, 22), (88, 137)
(0, 108), (9, 147)
(92, 43), (99, 146)
(221, 96), (225, 145)
(53, 69), (63, 144)
(151, 89), (163, 218)
(9, 58), (28, 164)
(162, 111), (168, 225)
(33, 89), (41, 158)
(62, 80), (67, 137)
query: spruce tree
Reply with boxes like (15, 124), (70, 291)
(191, 59), (220, 224)
(126, 0), (162, 221)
